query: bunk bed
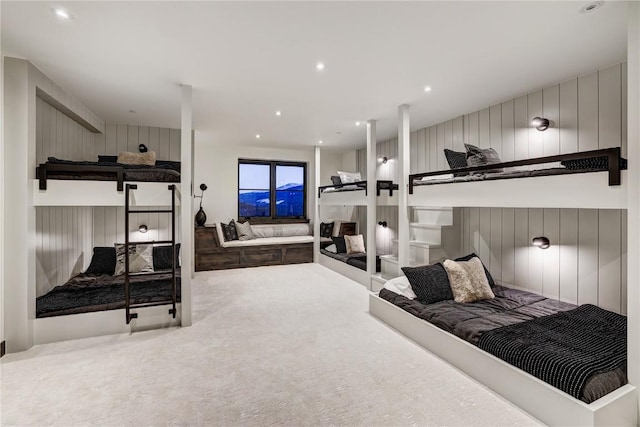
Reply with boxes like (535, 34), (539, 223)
(408, 147), (627, 209)
(33, 157), (181, 206)
(370, 146), (635, 426)
(318, 179), (399, 206)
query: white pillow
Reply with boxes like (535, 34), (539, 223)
(345, 234), (365, 253)
(337, 171), (362, 184)
(114, 243), (154, 275)
(324, 244), (337, 253)
(383, 276), (417, 300)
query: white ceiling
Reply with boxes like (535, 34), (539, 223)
(1, 1), (628, 150)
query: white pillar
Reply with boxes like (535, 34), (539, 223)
(398, 104), (411, 268)
(180, 84), (193, 327)
(3, 58), (36, 352)
(625, 0), (640, 396)
(313, 146), (320, 263)
(366, 120), (377, 282)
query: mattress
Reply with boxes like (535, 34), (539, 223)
(36, 270), (181, 318)
(413, 167), (607, 186)
(37, 159), (180, 183)
(378, 285), (627, 403)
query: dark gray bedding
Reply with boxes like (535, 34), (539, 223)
(320, 249), (381, 272)
(413, 167), (605, 186)
(378, 286), (627, 403)
(36, 270), (181, 318)
(37, 159), (180, 183)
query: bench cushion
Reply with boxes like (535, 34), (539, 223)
(222, 235), (314, 247)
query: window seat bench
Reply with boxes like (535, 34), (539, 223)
(195, 224), (316, 271)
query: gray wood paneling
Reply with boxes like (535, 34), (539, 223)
(405, 62), (627, 314)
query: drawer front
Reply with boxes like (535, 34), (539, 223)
(196, 251), (240, 271)
(283, 245), (313, 263)
(243, 248), (283, 264)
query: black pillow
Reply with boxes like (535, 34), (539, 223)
(330, 176), (342, 186)
(455, 253), (496, 287)
(98, 155), (118, 163)
(85, 247), (116, 275)
(320, 222), (334, 238)
(331, 236), (347, 254)
(156, 160), (181, 173)
(220, 220), (239, 241)
(465, 143), (503, 173)
(561, 156), (627, 171)
(444, 149), (468, 176)
(401, 263), (453, 305)
(153, 244), (181, 270)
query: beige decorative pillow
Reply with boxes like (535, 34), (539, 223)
(117, 150), (156, 166)
(345, 234), (366, 254)
(235, 221), (256, 241)
(114, 243), (154, 275)
(442, 257), (494, 303)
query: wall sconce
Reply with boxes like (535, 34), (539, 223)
(378, 221), (388, 228)
(531, 117), (550, 131)
(379, 156), (388, 164)
(532, 236), (550, 249)
(139, 224), (148, 233)
(138, 144), (148, 153)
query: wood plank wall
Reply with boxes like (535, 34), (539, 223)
(93, 125), (182, 246)
(35, 97), (94, 296)
(355, 139), (400, 255)
(360, 62), (627, 313)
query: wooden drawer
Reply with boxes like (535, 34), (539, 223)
(283, 245), (313, 263)
(195, 226), (219, 251)
(243, 248), (283, 264)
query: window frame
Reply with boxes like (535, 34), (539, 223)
(237, 159), (307, 221)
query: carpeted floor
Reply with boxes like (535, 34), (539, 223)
(1, 263), (541, 426)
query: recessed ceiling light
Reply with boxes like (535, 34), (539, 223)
(355, 121), (361, 126)
(582, 1), (604, 13)
(424, 86), (432, 93)
(256, 134), (261, 139)
(316, 62), (325, 71)
(52, 8), (72, 20)
(275, 110), (282, 116)
(318, 140), (323, 144)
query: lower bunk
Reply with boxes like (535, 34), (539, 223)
(369, 287), (637, 426)
(319, 249), (380, 289)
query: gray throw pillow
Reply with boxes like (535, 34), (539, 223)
(114, 244), (154, 275)
(221, 220), (239, 241)
(401, 263), (453, 305)
(235, 221), (256, 241)
(464, 143), (503, 173)
(455, 253), (496, 287)
(444, 149), (468, 176)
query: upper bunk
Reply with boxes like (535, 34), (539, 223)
(319, 180), (399, 206)
(408, 147), (627, 209)
(33, 156), (182, 206)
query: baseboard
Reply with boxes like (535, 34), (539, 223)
(0, 340), (5, 357)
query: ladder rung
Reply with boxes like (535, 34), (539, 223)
(125, 240), (174, 245)
(128, 209), (173, 214)
(124, 271), (177, 277)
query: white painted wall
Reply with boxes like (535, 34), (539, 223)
(319, 149), (344, 186)
(1, 41), (5, 351)
(194, 142), (316, 225)
(92, 124), (181, 247)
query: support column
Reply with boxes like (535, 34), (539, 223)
(180, 84), (193, 327)
(366, 120), (377, 283)
(3, 58), (36, 352)
(313, 146), (320, 263)
(398, 104), (411, 269)
(625, 0), (640, 400)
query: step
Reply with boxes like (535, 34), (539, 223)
(410, 223), (443, 244)
(370, 273), (396, 293)
(413, 207), (453, 225)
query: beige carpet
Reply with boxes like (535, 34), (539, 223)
(1, 263), (541, 426)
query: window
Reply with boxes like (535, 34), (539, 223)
(238, 160), (306, 220)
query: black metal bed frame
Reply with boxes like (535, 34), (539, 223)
(408, 147), (623, 195)
(318, 179), (399, 197)
(124, 184), (177, 324)
(37, 163), (126, 191)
